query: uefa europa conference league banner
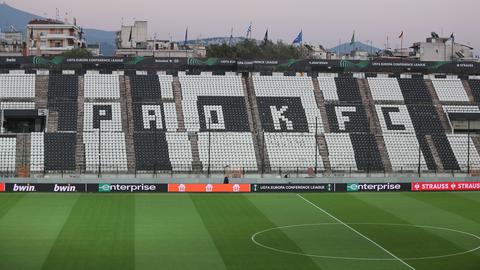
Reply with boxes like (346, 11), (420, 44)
(0, 182), (479, 193)
(250, 183), (335, 192)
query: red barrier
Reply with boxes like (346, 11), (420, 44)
(168, 184), (250, 193)
(412, 182), (480, 191)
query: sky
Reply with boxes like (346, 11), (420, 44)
(5, 0), (480, 54)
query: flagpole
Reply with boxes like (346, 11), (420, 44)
(401, 36), (403, 58)
(451, 34), (455, 61)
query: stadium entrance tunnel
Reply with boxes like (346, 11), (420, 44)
(2, 109), (46, 133)
(251, 223), (480, 261)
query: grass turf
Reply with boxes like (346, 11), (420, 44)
(0, 192), (478, 270)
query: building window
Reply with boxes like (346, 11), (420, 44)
(55, 42), (62, 48)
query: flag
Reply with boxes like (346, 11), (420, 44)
(450, 33), (455, 40)
(293, 30), (303, 44)
(350, 31), (355, 45)
(263, 29), (269, 44)
(246, 22), (252, 39)
(398, 31), (404, 39)
(184, 27), (188, 46)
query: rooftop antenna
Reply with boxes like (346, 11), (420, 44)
(55, 8), (59, 21)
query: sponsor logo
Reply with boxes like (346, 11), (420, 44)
(12, 184), (36, 192)
(0, 183), (4, 192)
(347, 183), (359, 192)
(98, 184), (159, 192)
(98, 184), (111, 193)
(346, 183), (407, 192)
(412, 182), (480, 191)
(168, 184), (250, 193)
(53, 184), (77, 192)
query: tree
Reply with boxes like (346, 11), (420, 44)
(206, 40), (305, 59)
(61, 48), (92, 58)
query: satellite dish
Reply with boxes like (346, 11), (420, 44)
(431, 32), (439, 39)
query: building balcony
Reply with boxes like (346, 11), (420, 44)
(39, 34), (78, 40)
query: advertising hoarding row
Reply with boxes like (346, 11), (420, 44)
(0, 182), (478, 193)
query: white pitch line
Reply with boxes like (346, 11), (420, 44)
(297, 194), (416, 270)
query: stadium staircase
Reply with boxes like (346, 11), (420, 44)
(462, 80), (476, 103)
(316, 134), (332, 174)
(358, 78), (382, 134)
(47, 112), (59, 132)
(35, 74), (48, 109)
(374, 135), (392, 173)
(121, 76), (136, 173)
(424, 79), (452, 132)
(426, 135), (445, 172)
(312, 78), (331, 133)
(187, 133), (203, 173)
(245, 76), (271, 173)
(15, 133), (30, 177)
(358, 78), (392, 172)
(172, 77), (186, 132)
(75, 76), (85, 173)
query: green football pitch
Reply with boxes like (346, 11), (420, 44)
(0, 192), (479, 270)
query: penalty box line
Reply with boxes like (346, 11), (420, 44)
(297, 194), (416, 270)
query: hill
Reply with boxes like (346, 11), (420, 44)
(0, 2), (116, 55)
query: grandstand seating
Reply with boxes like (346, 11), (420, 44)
(130, 75), (162, 102)
(1, 70), (480, 176)
(84, 74), (120, 99)
(368, 78), (404, 102)
(0, 102), (35, 110)
(326, 104), (369, 133)
(253, 75), (325, 171)
(375, 105), (415, 133)
(48, 75), (78, 100)
(431, 79), (470, 102)
(334, 77), (363, 102)
(398, 78), (432, 104)
(179, 74), (256, 171)
(0, 74), (35, 98)
(198, 132), (257, 171)
(0, 136), (16, 173)
(84, 132), (128, 172)
(158, 74), (174, 99)
(31, 133), (76, 172)
(264, 133), (322, 170)
(383, 134), (427, 171)
(325, 133), (357, 170)
(468, 80), (480, 103)
(447, 134), (480, 170)
(253, 75), (323, 132)
(83, 102), (123, 132)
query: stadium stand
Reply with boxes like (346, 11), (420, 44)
(1, 68), (480, 177)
